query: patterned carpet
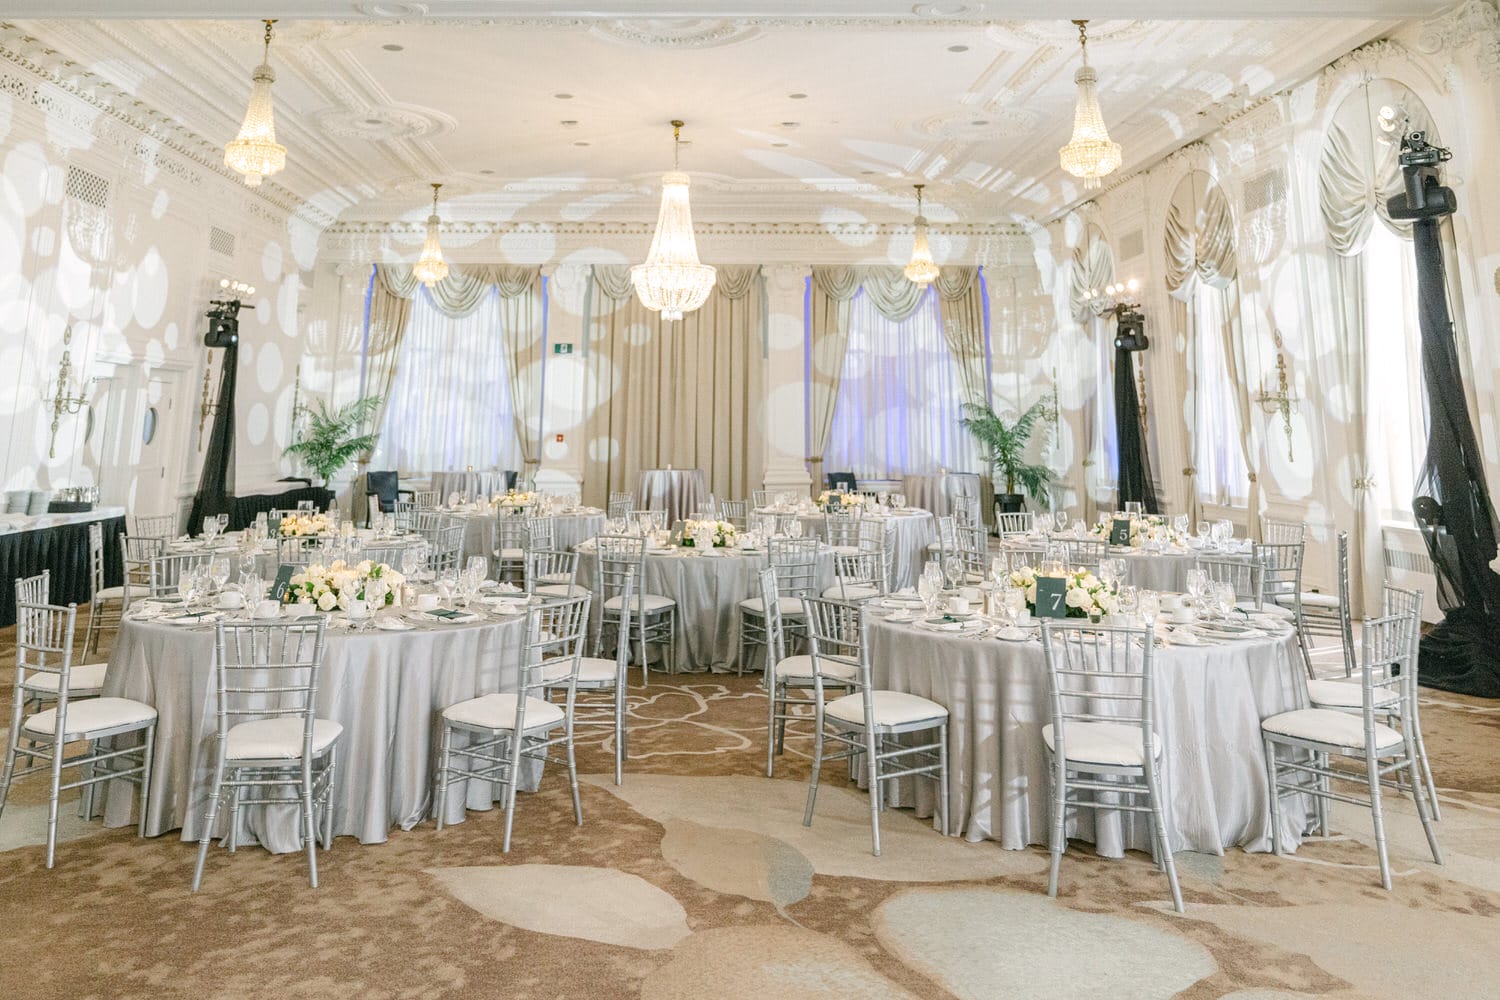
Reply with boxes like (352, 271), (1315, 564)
(2, 612), (1499, 1000)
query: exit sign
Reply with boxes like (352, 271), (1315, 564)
(553, 343), (574, 355)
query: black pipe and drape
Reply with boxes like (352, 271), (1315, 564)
(187, 341), (238, 536)
(1114, 347), (1160, 514)
(1404, 190), (1500, 695)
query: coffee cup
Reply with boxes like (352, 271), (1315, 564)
(346, 602), (370, 620)
(1171, 607), (1196, 624)
(1160, 594), (1184, 612)
(217, 591), (244, 610)
(415, 593), (440, 612)
(948, 596), (970, 616)
(254, 599), (280, 619)
(959, 586), (981, 604)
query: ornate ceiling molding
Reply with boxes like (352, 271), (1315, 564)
(315, 102), (456, 140)
(1417, 0), (1500, 81)
(588, 18), (762, 49)
(1314, 38), (1428, 106)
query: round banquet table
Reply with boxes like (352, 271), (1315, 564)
(574, 540), (835, 673)
(636, 468), (707, 524)
(1000, 535), (1255, 593)
(100, 610), (534, 853)
(167, 531), (425, 581)
(757, 507), (935, 592)
(902, 472), (983, 519)
(429, 469), (514, 500)
(458, 509), (607, 564)
(864, 613), (1312, 856)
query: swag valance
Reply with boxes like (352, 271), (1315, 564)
(1164, 170), (1237, 299)
(1319, 79), (1436, 256)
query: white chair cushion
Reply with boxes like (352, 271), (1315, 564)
(95, 584), (150, 601)
(1043, 721), (1159, 767)
(20, 662), (109, 696)
(825, 690), (947, 728)
(1261, 707), (1404, 752)
(739, 596), (806, 616)
(225, 717), (343, 761)
(1299, 591), (1341, 609)
(830, 545), (862, 557)
(1306, 678), (1399, 710)
(498, 547), (525, 560)
(23, 697), (156, 739)
(821, 583), (881, 600)
(774, 654), (857, 682)
(536, 572), (573, 584)
(443, 692), (565, 731)
(603, 593), (675, 612)
(540, 656), (619, 686)
(534, 583), (591, 598)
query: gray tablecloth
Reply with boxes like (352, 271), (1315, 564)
(168, 532), (424, 582)
(636, 469), (707, 523)
(430, 470), (514, 501)
(866, 618), (1311, 857)
(768, 509), (935, 592)
(901, 472), (991, 525)
(1004, 536), (1252, 593)
(576, 543), (834, 673)
(101, 614), (531, 852)
(459, 510), (606, 564)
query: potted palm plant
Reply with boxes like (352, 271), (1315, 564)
(959, 396), (1055, 514)
(282, 395), (382, 487)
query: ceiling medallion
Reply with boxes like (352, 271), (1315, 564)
(915, 108), (1040, 139)
(631, 120), (716, 322)
(988, 19), (1147, 45)
(223, 18), (287, 188)
(590, 18), (760, 49)
(353, 2), (430, 18)
(315, 104), (454, 140)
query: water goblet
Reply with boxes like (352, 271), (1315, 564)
(466, 555), (489, 582)
(1138, 589), (1161, 622)
(1004, 585), (1027, 626)
(176, 571), (196, 604)
(1196, 522), (1212, 548)
(438, 569), (459, 609)
(238, 550), (257, 581)
(788, 518), (803, 539)
(1172, 514), (1190, 536)
(210, 556), (231, 594)
(943, 556), (963, 591)
(1053, 510), (1069, 533)
(1185, 569), (1208, 606)
(917, 572), (939, 617)
(991, 555), (1006, 584)
(1118, 585), (1139, 624)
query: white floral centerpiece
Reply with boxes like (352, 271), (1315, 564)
(1090, 516), (1185, 549)
(815, 490), (867, 511)
(285, 559), (406, 611)
(493, 489), (537, 515)
(681, 519), (737, 548)
(1006, 565), (1118, 619)
(279, 512), (331, 537)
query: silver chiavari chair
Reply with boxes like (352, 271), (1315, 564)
(1055, 537), (1106, 575)
(1, 600), (156, 869)
(14, 573), (108, 717)
(435, 595), (592, 850)
(1194, 554), (1264, 608)
(1256, 540), (1314, 677)
(924, 515), (959, 567)
(751, 490), (772, 509)
(392, 499), (418, 532)
(719, 499), (749, 531)
(528, 549), (586, 600)
(823, 509), (862, 554)
(1262, 609), (1442, 890)
(1262, 517), (1306, 544)
(821, 548), (887, 602)
(626, 508), (667, 533)
(738, 536), (820, 676)
(951, 493), (983, 532)
(801, 598), (949, 856)
(418, 515), (465, 575)
(120, 535), (166, 598)
(607, 491), (635, 520)
(1039, 619), (1182, 912)
(82, 523), (142, 655)
(193, 619), (337, 891)
(1299, 531), (1349, 647)
(149, 551), (213, 596)
(493, 514), (529, 582)
(595, 534), (677, 686)
(16, 569), (50, 608)
(763, 569), (855, 777)
(411, 490), (441, 510)
(995, 511), (1034, 538)
(130, 512), (177, 539)
(955, 524), (989, 584)
(277, 535), (323, 566)
(546, 571), (630, 785)
(1004, 544), (1047, 575)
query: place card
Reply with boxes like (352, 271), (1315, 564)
(1034, 576), (1068, 619)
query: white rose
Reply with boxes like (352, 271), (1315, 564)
(1066, 587), (1091, 610)
(317, 591), (338, 611)
(357, 560), (373, 575)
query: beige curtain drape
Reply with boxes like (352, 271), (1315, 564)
(1164, 171), (1258, 536)
(581, 264), (764, 508)
(370, 263), (544, 469)
(1318, 80), (1437, 614)
(1070, 227), (1114, 521)
(935, 266), (988, 409)
(807, 266), (861, 494)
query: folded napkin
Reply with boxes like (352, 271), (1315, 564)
(425, 609), (480, 623)
(374, 617), (413, 631)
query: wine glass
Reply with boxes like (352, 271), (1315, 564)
(215, 513), (229, 536)
(1138, 589), (1161, 623)
(438, 569), (459, 609)
(1004, 585), (1027, 627)
(1196, 522), (1212, 548)
(917, 572), (939, 617)
(176, 570), (196, 604)
(1172, 513), (1190, 536)
(942, 556), (963, 591)
(1053, 510), (1069, 534)
(991, 555), (1006, 583)
(1099, 562), (1118, 591)
(1118, 585), (1139, 624)
(466, 555), (488, 584)
(209, 556), (230, 594)
(1105, 557), (1128, 587)
(201, 517), (218, 543)
(787, 518), (802, 539)
(238, 549), (257, 582)
(1185, 569), (1208, 606)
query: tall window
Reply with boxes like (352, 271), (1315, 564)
(1193, 286), (1249, 506)
(825, 287), (979, 477)
(369, 286), (521, 473)
(1362, 222), (1426, 523)
(1091, 314), (1118, 499)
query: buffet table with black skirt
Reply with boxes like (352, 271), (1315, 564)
(0, 506), (125, 626)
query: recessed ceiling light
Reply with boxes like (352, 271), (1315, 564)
(382, 43), (404, 52)
(788, 92), (807, 100)
(364, 117), (382, 125)
(971, 119), (989, 126)
(779, 121), (800, 128)
(554, 93), (573, 100)
(574, 140), (590, 147)
(771, 141), (788, 147)
(947, 44), (969, 53)
(860, 170), (876, 175)
(479, 169), (496, 175)
(560, 119), (579, 127)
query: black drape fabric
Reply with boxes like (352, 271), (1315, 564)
(1114, 347), (1160, 514)
(188, 342), (238, 536)
(227, 487), (334, 531)
(0, 515), (124, 626)
(1408, 213), (1500, 695)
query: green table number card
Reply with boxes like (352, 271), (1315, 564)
(1109, 518), (1132, 546)
(827, 494), (842, 512)
(269, 564), (295, 603)
(1034, 576), (1068, 619)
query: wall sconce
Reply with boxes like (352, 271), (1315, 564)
(1085, 277), (1140, 316)
(1254, 330), (1299, 460)
(199, 349), (221, 449)
(41, 325), (91, 459)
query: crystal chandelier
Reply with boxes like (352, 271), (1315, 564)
(1058, 19), (1122, 190)
(224, 19), (287, 188)
(412, 183), (449, 288)
(631, 120), (716, 321)
(903, 184), (940, 286)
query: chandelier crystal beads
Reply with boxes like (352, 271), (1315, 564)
(631, 121), (717, 322)
(224, 19), (287, 188)
(412, 183), (449, 288)
(1058, 20), (1122, 190)
(903, 184), (940, 286)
